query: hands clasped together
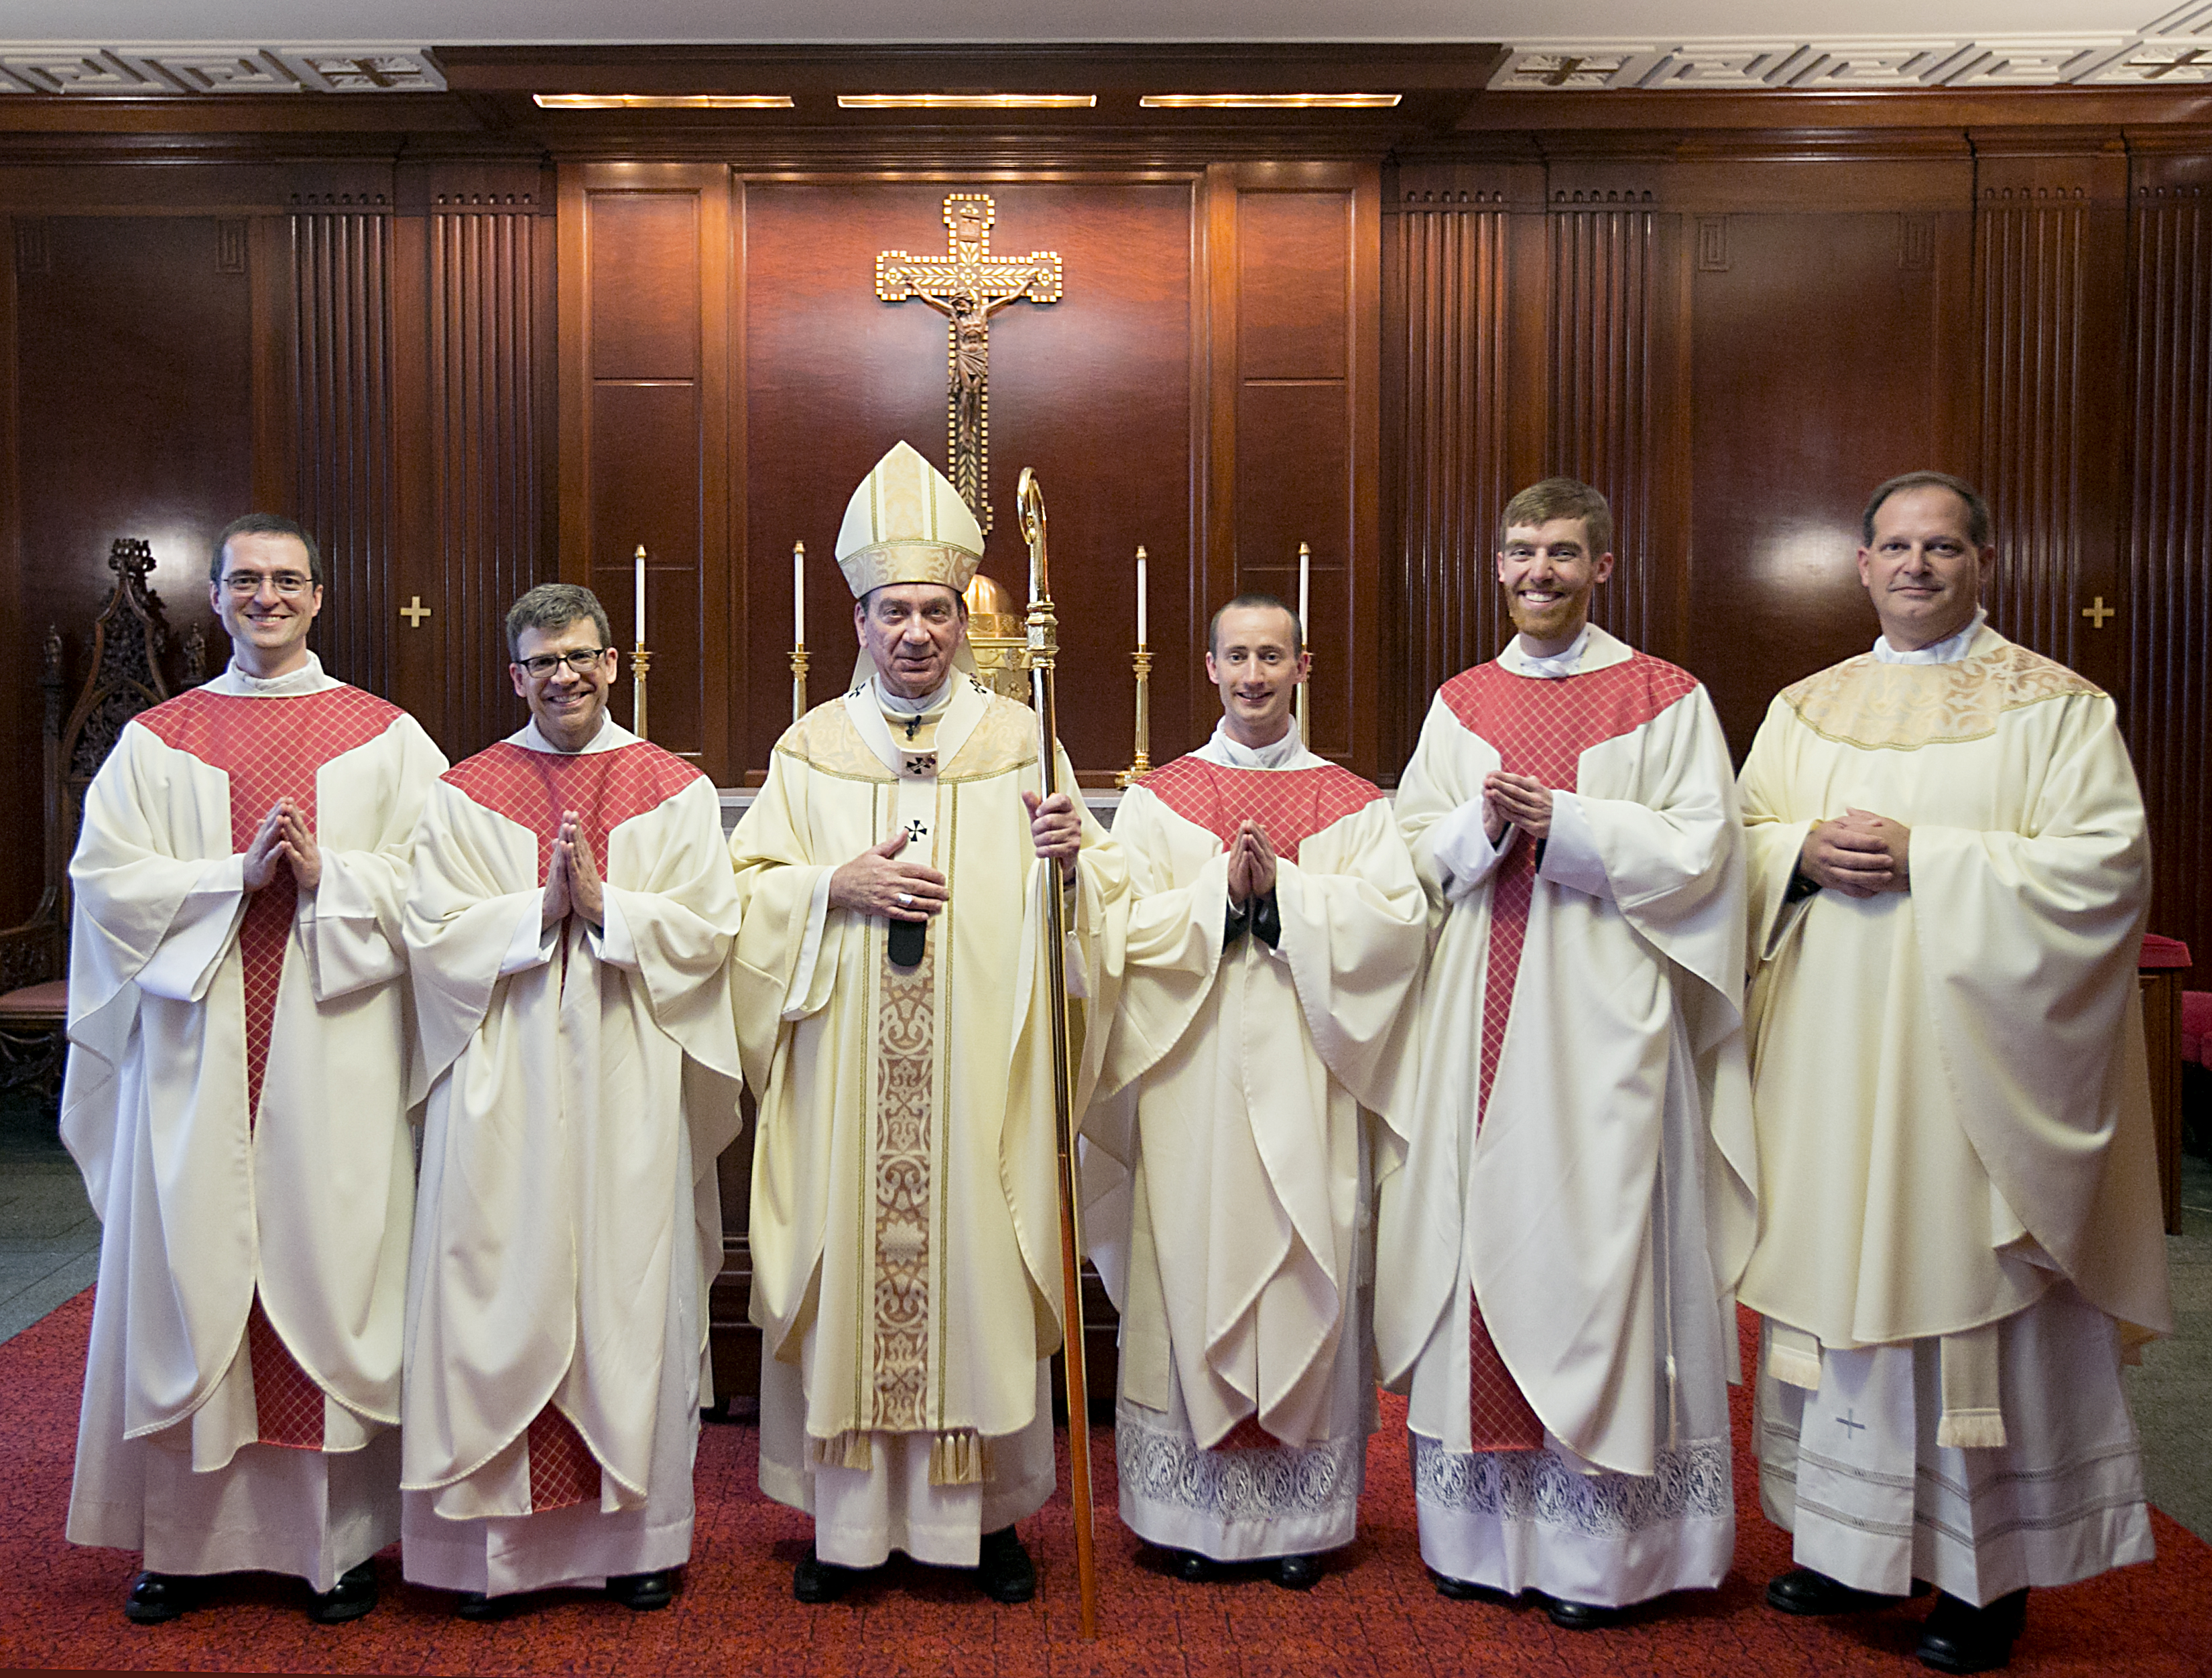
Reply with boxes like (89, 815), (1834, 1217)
(241, 798), (322, 893)
(1480, 770), (1554, 846)
(1797, 806), (1911, 897)
(1225, 819), (1278, 905)
(541, 810), (606, 928)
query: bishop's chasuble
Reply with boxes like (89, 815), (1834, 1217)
(1377, 624), (1756, 1609)
(63, 656), (444, 1591)
(1739, 617), (2171, 1604)
(400, 717), (744, 1598)
(1085, 723), (1425, 1561)
(729, 674), (1127, 1569)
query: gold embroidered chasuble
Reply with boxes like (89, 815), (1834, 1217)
(729, 678), (1129, 1480)
(1738, 627), (2172, 1366)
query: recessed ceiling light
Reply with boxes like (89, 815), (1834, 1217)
(533, 93), (796, 109)
(837, 93), (1097, 109)
(1140, 93), (1404, 109)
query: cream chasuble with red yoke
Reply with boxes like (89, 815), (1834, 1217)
(1377, 625), (1755, 1608)
(64, 656), (444, 1591)
(401, 719), (743, 1598)
(1085, 725), (1425, 1561)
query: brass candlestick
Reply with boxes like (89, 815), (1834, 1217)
(631, 644), (652, 741)
(1116, 648), (1154, 788)
(790, 644), (810, 725)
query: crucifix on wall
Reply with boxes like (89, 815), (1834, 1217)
(876, 194), (1062, 534)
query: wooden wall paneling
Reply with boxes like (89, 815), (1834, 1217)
(1381, 161), (1540, 770)
(1203, 161), (1382, 775)
(725, 176), (749, 782)
(2126, 145), (2212, 967)
(1544, 174), (1672, 661)
(11, 215), (247, 729)
(247, 216), (293, 518)
(290, 203), (395, 700)
(0, 215), (23, 926)
(1972, 135), (2132, 692)
(560, 162), (728, 775)
(1682, 193), (1978, 756)
(424, 186), (558, 760)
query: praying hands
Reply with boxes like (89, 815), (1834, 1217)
(541, 808), (605, 928)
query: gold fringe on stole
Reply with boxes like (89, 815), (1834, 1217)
(930, 1431), (990, 1487)
(1937, 1323), (2007, 1449)
(1767, 1323), (1824, 1391)
(808, 1431), (875, 1472)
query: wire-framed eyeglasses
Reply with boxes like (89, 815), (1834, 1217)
(220, 571), (315, 597)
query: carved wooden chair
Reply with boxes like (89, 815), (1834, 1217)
(0, 539), (203, 1093)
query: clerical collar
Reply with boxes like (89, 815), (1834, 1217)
(1872, 606), (1986, 666)
(875, 674), (955, 741)
(1511, 621), (1593, 679)
(517, 715), (632, 756)
(876, 674), (955, 716)
(1205, 719), (1308, 770)
(216, 653), (332, 697)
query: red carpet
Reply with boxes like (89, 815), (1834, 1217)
(1, 1291), (2206, 1675)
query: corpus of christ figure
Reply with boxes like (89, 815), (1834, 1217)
(876, 192), (1062, 534)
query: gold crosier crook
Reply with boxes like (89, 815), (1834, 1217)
(1016, 468), (1100, 1642)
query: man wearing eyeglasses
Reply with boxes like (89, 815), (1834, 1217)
(399, 583), (744, 1618)
(62, 513), (446, 1624)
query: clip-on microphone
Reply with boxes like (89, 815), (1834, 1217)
(888, 916), (926, 968)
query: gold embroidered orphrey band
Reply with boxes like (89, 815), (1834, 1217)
(1782, 638), (2099, 752)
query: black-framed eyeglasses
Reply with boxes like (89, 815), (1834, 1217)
(514, 648), (611, 678)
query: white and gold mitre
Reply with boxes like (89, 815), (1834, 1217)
(834, 440), (983, 598)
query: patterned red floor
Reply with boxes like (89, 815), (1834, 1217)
(3, 1290), (2206, 1675)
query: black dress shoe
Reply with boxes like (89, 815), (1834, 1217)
(1272, 1553), (1324, 1591)
(1766, 1565), (1902, 1616)
(606, 1569), (676, 1611)
(1916, 1588), (2028, 1674)
(977, 1525), (1036, 1604)
(307, 1561), (378, 1624)
(124, 1571), (205, 1625)
(454, 1591), (511, 1621)
(1428, 1568), (1517, 1605)
(1544, 1596), (1625, 1631)
(792, 1546), (863, 1604)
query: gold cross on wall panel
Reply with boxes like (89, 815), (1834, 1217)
(2081, 596), (2115, 629)
(876, 194), (1062, 535)
(400, 595), (431, 627)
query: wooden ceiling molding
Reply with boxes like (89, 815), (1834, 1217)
(0, 44), (2205, 170)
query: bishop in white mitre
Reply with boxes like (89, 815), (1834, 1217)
(1740, 472), (2171, 1676)
(1084, 594), (1425, 1589)
(728, 441), (1126, 1604)
(1376, 478), (1757, 1630)
(400, 583), (745, 1616)
(64, 515), (445, 1624)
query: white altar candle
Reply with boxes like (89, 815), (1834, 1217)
(633, 545), (647, 646)
(793, 540), (806, 648)
(1297, 542), (1310, 641)
(1135, 544), (1148, 648)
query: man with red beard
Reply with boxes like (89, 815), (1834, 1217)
(1376, 477), (1756, 1628)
